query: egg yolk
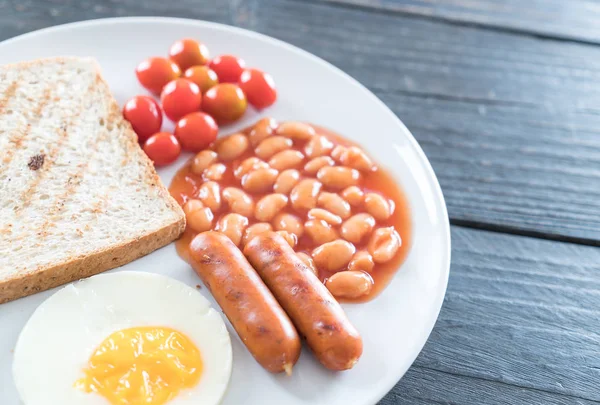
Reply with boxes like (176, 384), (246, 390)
(75, 326), (202, 405)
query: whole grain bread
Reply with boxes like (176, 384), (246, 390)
(0, 57), (185, 303)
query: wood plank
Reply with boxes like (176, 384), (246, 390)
(316, 0), (600, 44)
(385, 366), (599, 405)
(244, 0), (600, 241)
(381, 226), (600, 403)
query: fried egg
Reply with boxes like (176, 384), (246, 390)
(13, 272), (232, 405)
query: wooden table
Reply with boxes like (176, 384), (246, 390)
(2, 1), (598, 403)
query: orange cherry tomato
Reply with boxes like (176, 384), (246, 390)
(174, 112), (218, 152)
(239, 68), (277, 109)
(169, 38), (210, 71)
(183, 66), (219, 94)
(135, 57), (181, 94)
(160, 78), (202, 121)
(143, 132), (181, 166)
(208, 55), (246, 83)
(202, 83), (248, 124)
(122, 95), (163, 144)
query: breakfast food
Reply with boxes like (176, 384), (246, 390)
(188, 231), (301, 374)
(244, 232), (363, 371)
(125, 38), (278, 166)
(170, 118), (411, 302)
(0, 57), (185, 304)
(13, 272), (232, 404)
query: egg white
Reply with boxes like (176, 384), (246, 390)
(13, 271), (232, 405)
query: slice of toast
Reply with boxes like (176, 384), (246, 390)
(0, 57), (185, 303)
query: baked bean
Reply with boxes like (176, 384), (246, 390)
(222, 187), (254, 217)
(312, 240), (355, 272)
(340, 213), (375, 244)
(248, 117), (277, 146)
(216, 213), (249, 246)
(273, 213), (304, 237)
(217, 133), (249, 161)
(340, 146), (375, 172)
(268, 150), (305, 171)
(304, 219), (338, 245)
(305, 135), (334, 158)
(276, 230), (298, 248)
(330, 145), (347, 163)
(341, 186), (364, 207)
(191, 150), (218, 175)
(241, 167), (279, 193)
(274, 169), (301, 194)
(316, 166), (360, 190)
(242, 222), (273, 246)
(290, 179), (322, 211)
(307, 208), (342, 226)
(203, 163), (227, 181)
(364, 193), (394, 221)
(255, 194), (289, 222)
(297, 252), (318, 276)
(304, 156), (334, 175)
(184, 200), (214, 233)
(255, 136), (292, 160)
(348, 250), (375, 273)
(325, 271), (373, 299)
(276, 121), (315, 141)
(234, 157), (269, 179)
(317, 192), (351, 219)
(197, 181), (221, 212)
(368, 227), (401, 263)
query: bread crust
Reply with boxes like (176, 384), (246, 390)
(0, 57), (185, 303)
(0, 217), (185, 304)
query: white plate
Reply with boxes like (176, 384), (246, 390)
(0, 17), (450, 405)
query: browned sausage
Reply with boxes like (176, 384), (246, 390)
(243, 232), (363, 370)
(189, 231), (301, 374)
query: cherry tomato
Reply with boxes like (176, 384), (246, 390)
(169, 38), (210, 71)
(239, 68), (277, 109)
(202, 83), (248, 124)
(183, 66), (219, 94)
(160, 78), (202, 121)
(135, 57), (181, 94)
(174, 112), (218, 152)
(208, 55), (246, 83)
(143, 132), (181, 166)
(122, 95), (163, 144)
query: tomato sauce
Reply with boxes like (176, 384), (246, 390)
(169, 121), (412, 303)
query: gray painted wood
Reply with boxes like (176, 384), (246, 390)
(317, 0), (600, 44)
(1, 1), (600, 404)
(391, 226), (600, 403)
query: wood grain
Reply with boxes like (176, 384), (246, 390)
(388, 226), (600, 403)
(316, 0), (600, 44)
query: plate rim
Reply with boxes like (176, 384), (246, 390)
(0, 16), (452, 404)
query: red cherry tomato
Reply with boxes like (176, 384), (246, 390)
(122, 95), (163, 144)
(160, 78), (202, 121)
(239, 68), (277, 109)
(183, 66), (219, 94)
(143, 132), (181, 166)
(135, 57), (181, 94)
(208, 55), (246, 83)
(202, 83), (248, 124)
(169, 38), (210, 71)
(174, 112), (218, 152)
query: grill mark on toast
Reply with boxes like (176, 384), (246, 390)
(14, 79), (90, 216)
(0, 78), (19, 115)
(38, 79), (121, 239)
(1, 86), (54, 167)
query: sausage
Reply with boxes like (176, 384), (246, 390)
(188, 231), (301, 374)
(243, 232), (363, 371)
